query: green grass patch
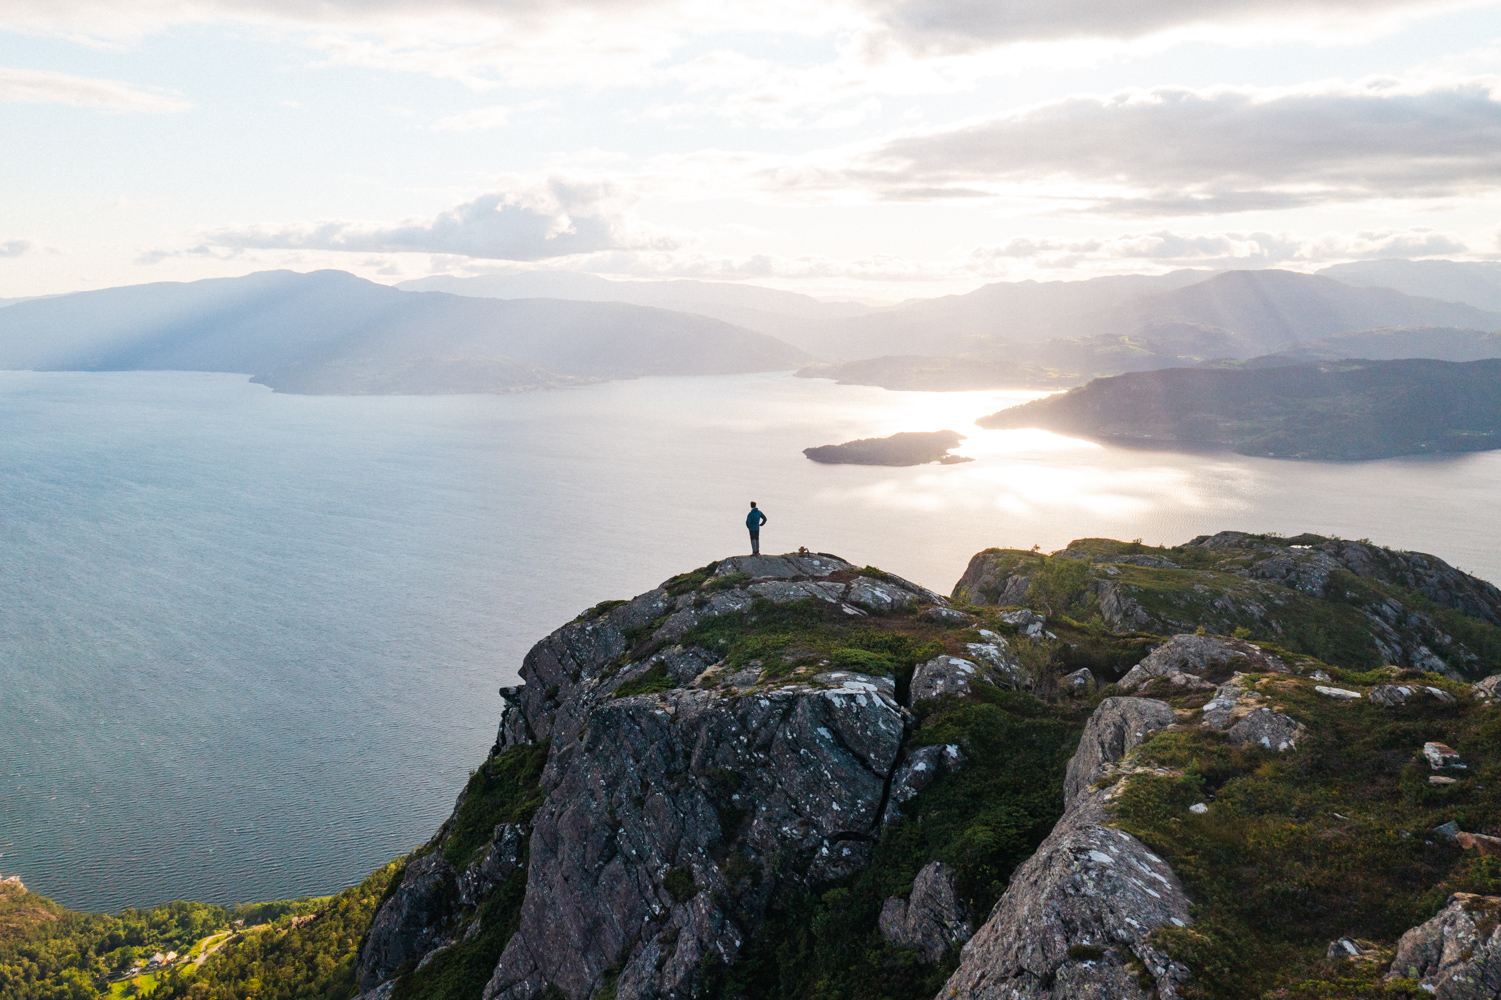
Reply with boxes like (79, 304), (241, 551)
(1110, 679), (1501, 1000)
(613, 664), (680, 698)
(442, 742), (550, 866)
(663, 562), (719, 596)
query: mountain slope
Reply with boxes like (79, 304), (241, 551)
(397, 272), (877, 350)
(803, 271), (1213, 358)
(1320, 259), (1501, 312)
(978, 358), (1501, 459)
(808, 269), (1501, 361)
(0, 270), (810, 393)
(1225, 326), (1501, 368)
(1095, 270), (1501, 354)
(12, 535), (1501, 1000)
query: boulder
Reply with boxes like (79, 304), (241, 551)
(1118, 635), (1289, 692)
(997, 610), (1046, 636)
(1369, 683), (1454, 707)
(877, 861), (972, 962)
(1063, 697), (1176, 810)
(1060, 668), (1096, 696)
(910, 655), (983, 702)
(1424, 742), (1465, 770)
(1326, 937), (1382, 962)
(1473, 675), (1501, 700)
(1225, 708), (1305, 752)
(951, 550), (1029, 606)
(964, 634), (1027, 688)
(920, 606), (973, 626)
(1315, 685), (1362, 700)
(1386, 893), (1501, 998)
(1456, 832), (1501, 857)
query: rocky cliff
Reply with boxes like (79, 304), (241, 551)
(328, 534), (1501, 1000)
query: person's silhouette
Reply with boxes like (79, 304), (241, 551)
(746, 502), (767, 555)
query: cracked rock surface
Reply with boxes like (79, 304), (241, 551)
(474, 553), (940, 1000)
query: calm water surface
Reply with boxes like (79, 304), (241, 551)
(3, 370), (1499, 910)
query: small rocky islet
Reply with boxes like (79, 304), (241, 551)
(6, 532), (1501, 1000)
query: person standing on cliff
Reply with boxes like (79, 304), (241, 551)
(746, 502), (767, 555)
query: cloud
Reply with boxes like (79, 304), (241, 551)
(0, 240), (32, 258)
(775, 77), (1501, 214)
(206, 179), (674, 261)
(506, 227), (1482, 285)
(1, 0), (1470, 92)
(968, 228), (1473, 269)
(859, 0), (1477, 54)
(431, 105), (513, 131)
(0, 66), (191, 111)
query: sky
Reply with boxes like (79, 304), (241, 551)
(4, 0), (1501, 301)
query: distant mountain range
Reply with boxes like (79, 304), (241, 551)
(977, 358), (1501, 460)
(6, 260), (1501, 395)
(0, 270), (810, 394)
(1318, 259), (1501, 313)
(397, 272), (877, 349)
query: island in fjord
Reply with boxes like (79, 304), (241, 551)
(803, 429), (973, 466)
(6, 532), (1501, 1000)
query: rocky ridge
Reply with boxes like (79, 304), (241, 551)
(344, 533), (1501, 1000)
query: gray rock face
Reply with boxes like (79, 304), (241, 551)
(358, 853), (459, 992)
(884, 743), (965, 824)
(360, 551), (957, 1000)
(458, 824), (524, 908)
(1386, 893), (1501, 998)
(1095, 580), (1153, 633)
(951, 550), (1026, 606)
(483, 677), (904, 1000)
(944, 694), (1193, 1000)
(1063, 697), (1176, 810)
(878, 861), (972, 962)
(1119, 634), (1289, 691)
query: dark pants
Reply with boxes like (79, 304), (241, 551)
(749, 529), (760, 555)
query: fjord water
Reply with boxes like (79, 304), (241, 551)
(4, 370), (1500, 912)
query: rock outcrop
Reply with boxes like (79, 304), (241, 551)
(1198, 677), (1306, 751)
(365, 553), (941, 1000)
(944, 696), (1192, 1000)
(1386, 893), (1501, 998)
(884, 743), (965, 825)
(1118, 634), (1290, 691)
(358, 854), (459, 991)
(878, 861), (973, 962)
(1063, 697), (1176, 810)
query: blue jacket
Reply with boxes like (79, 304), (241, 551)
(746, 508), (767, 530)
